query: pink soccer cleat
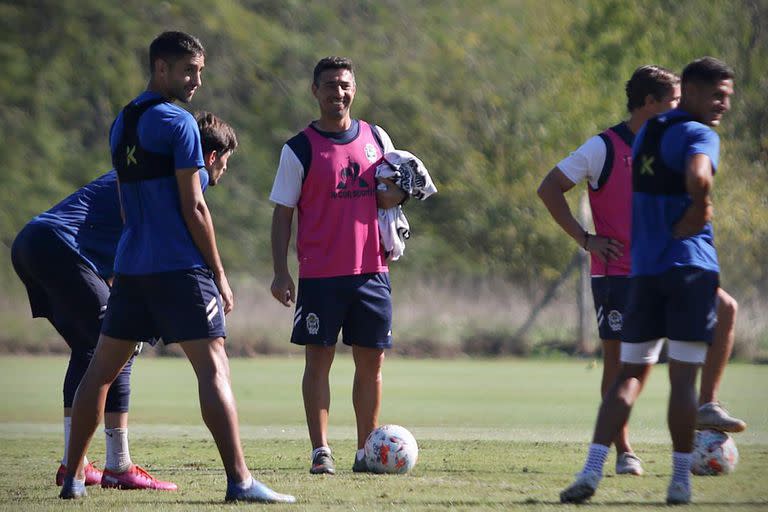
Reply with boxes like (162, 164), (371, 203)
(101, 464), (178, 490)
(56, 462), (103, 486)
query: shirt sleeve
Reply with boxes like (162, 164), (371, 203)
(556, 135), (607, 188)
(269, 144), (304, 207)
(374, 125), (396, 153)
(686, 124), (720, 173)
(171, 113), (206, 170)
(199, 169), (210, 192)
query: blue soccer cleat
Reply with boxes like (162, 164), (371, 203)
(59, 475), (87, 499)
(225, 478), (296, 504)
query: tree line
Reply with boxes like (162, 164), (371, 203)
(1, 0), (766, 298)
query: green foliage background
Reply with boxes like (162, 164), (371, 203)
(1, 0), (766, 295)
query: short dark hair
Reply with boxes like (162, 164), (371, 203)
(312, 56), (354, 86)
(682, 57), (734, 86)
(625, 65), (680, 112)
(196, 112), (238, 156)
(149, 31), (205, 74)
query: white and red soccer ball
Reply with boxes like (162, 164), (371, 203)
(691, 429), (739, 476)
(364, 424), (418, 474)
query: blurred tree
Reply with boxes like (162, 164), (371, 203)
(0, 0), (765, 297)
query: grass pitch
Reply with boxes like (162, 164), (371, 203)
(0, 356), (766, 511)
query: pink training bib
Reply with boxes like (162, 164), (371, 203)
(297, 121), (388, 278)
(588, 127), (633, 276)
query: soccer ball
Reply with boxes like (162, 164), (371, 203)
(364, 424), (418, 474)
(691, 429), (739, 475)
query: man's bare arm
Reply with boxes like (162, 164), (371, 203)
(177, 167), (233, 313)
(673, 153), (714, 238)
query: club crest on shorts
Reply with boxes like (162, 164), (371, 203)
(306, 312), (320, 335)
(365, 143), (378, 163)
(608, 310), (623, 332)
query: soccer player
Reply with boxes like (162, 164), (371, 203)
(11, 111), (237, 491)
(560, 56), (735, 505)
(58, 31), (294, 503)
(269, 56), (405, 475)
(539, 65), (746, 476)
(538, 65), (681, 476)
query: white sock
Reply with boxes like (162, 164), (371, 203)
(311, 446), (331, 460)
(672, 451), (693, 485)
(582, 443), (609, 476)
(62, 417), (87, 467)
(356, 449), (365, 461)
(105, 427), (132, 472)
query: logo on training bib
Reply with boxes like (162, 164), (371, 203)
(306, 313), (320, 335)
(334, 158), (370, 196)
(608, 310), (623, 332)
(365, 143), (378, 163)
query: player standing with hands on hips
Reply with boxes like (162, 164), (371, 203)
(539, 65), (682, 477)
(560, 57), (735, 505)
(59, 31), (294, 504)
(270, 56), (406, 475)
(539, 65), (745, 479)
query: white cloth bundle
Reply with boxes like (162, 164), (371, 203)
(375, 151), (437, 261)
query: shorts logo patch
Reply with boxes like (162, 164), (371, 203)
(306, 312), (320, 335)
(608, 309), (623, 332)
(364, 143), (378, 163)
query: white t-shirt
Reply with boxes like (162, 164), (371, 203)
(556, 135), (608, 189)
(270, 124), (395, 208)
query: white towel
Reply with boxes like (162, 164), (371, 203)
(375, 151), (436, 261)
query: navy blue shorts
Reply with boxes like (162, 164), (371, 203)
(102, 268), (226, 344)
(591, 276), (630, 340)
(622, 267), (719, 344)
(11, 222), (108, 350)
(291, 273), (392, 349)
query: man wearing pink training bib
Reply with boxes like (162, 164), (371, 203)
(270, 56), (406, 475)
(538, 65), (745, 480)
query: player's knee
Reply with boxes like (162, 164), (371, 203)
(305, 346), (335, 371)
(104, 376), (131, 412)
(717, 291), (738, 322)
(353, 347), (385, 368)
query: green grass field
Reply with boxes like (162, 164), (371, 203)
(0, 356), (766, 511)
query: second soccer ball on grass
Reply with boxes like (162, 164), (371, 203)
(691, 429), (739, 476)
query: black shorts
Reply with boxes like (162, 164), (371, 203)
(591, 276), (630, 341)
(102, 268), (226, 344)
(622, 267), (719, 344)
(11, 222), (108, 350)
(291, 273), (392, 348)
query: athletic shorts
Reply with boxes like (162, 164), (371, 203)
(102, 267), (226, 344)
(622, 266), (719, 345)
(621, 339), (708, 365)
(291, 272), (392, 349)
(11, 222), (108, 350)
(591, 276), (630, 341)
